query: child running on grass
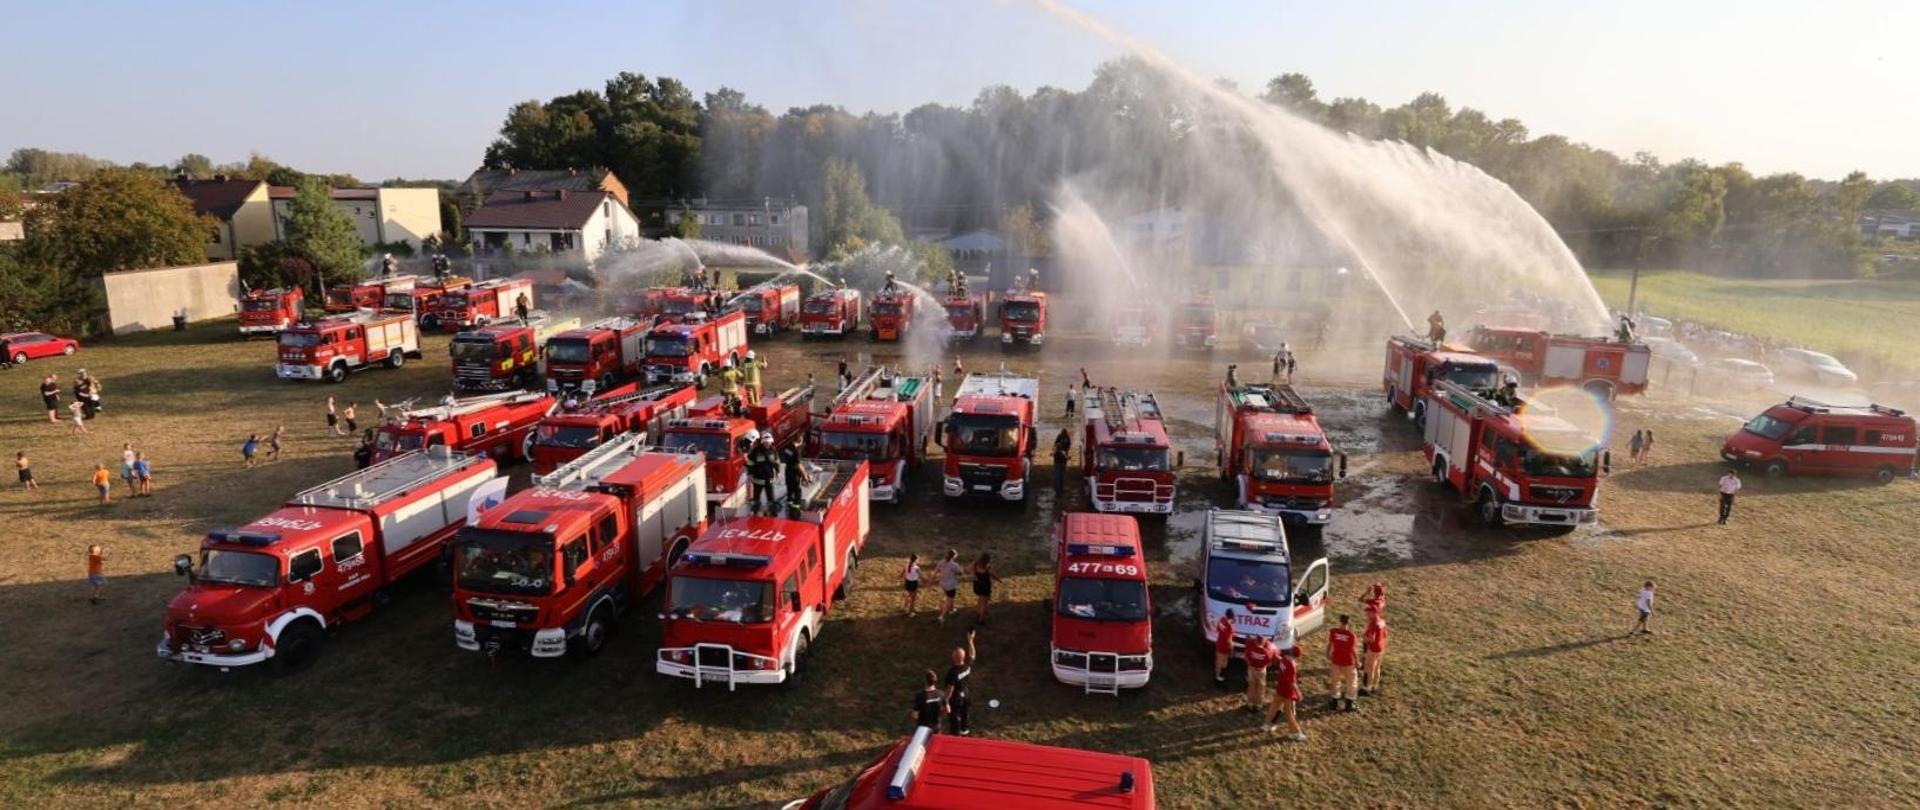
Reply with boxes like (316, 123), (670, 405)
(16, 451), (38, 491)
(90, 463), (111, 504)
(87, 545), (107, 604)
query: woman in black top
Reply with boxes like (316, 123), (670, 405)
(970, 552), (1001, 624)
(910, 669), (945, 731)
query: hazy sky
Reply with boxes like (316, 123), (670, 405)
(2, 0), (1914, 182)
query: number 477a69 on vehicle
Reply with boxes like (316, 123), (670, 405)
(1049, 513), (1152, 695)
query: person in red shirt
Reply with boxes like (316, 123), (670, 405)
(1361, 582), (1386, 615)
(1326, 614), (1359, 712)
(1243, 634), (1275, 712)
(1263, 644), (1306, 742)
(1213, 609), (1237, 686)
(1361, 608), (1389, 696)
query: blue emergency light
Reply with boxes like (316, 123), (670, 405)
(1066, 543), (1135, 558)
(209, 530), (282, 546)
(683, 551), (772, 568)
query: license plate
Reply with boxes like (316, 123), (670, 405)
(489, 620), (516, 628)
(973, 484), (991, 492)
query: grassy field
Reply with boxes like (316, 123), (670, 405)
(1, 321), (1918, 808)
(1589, 268), (1920, 378)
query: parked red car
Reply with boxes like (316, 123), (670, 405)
(2, 332), (79, 366)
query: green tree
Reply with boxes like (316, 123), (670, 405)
(1865, 183), (1920, 211)
(908, 241), (955, 286)
(282, 177), (365, 290)
(820, 157), (903, 254)
(6, 148), (114, 187)
(1001, 204), (1049, 256)
(1261, 73), (1325, 120)
(22, 167), (212, 276)
(174, 153), (214, 178)
(666, 202), (703, 239)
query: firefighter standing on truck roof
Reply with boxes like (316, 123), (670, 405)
(748, 434), (779, 515)
(717, 359), (743, 408)
(741, 351), (764, 404)
(514, 293), (530, 325)
(1427, 310), (1447, 343)
(779, 441), (808, 513)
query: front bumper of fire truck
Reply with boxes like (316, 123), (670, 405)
(752, 320), (775, 335)
(657, 643), (785, 689)
(455, 620), (569, 657)
(156, 634), (272, 667)
(947, 326), (978, 340)
(1051, 646), (1152, 689)
(1111, 330), (1150, 348)
(944, 474), (1023, 501)
(238, 322), (284, 335)
(275, 363), (323, 381)
(1251, 496), (1334, 525)
(1091, 493), (1176, 515)
(869, 479), (898, 502)
(1503, 502), (1598, 526)
(802, 322), (844, 336)
(646, 364), (696, 384)
(1002, 331), (1042, 345)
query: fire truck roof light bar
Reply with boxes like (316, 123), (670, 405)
(1787, 395), (1907, 417)
(888, 726), (934, 801)
(1066, 543), (1136, 558)
(210, 530), (283, 546)
(682, 551), (772, 568)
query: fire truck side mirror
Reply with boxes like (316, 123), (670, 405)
(1339, 453), (1349, 478)
(1603, 451), (1612, 475)
(1176, 451), (1185, 468)
(173, 554), (192, 577)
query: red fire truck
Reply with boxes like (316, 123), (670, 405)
(453, 434), (708, 658)
(1081, 389), (1179, 515)
(326, 275), (419, 314)
(384, 276), (471, 328)
(814, 367), (935, 505)
(786, 728), (1154, 810)
(1110, 304), (1155, 348)
(656, 458), (870, 689)
(870, 289), (916, 341)
(372, 390), (557, 464)
(1173, 294), (1219, 351)
(238, 287), (306, 336)
(621, 286), (675, 318)
(660, 387), (815, 516)
(1216, 381), (1347, 535)
(438, 277), (534, 330)
(531, 383), (699, 474)
(1000, 291), (1048, 347)
(1468, 325), (1652, 398)
(801, 288), (863, 338)
(644, 308), (748, 387)
(737, 281), (803, 335)
(1383, 334), (1504, 425)
(276, 310), (420, 383)
(1423, 380), (1604, 528)
(659, 287), (731, 322)
(941, 372), (1040, 501)
(1722, 396), (1917, 482)
(545, 315), (652, 395)
(1049, 512), (1152, 694)
(157, 447), (500, 670)
(943, 291), (986, 343)
(449, 314), (580, 390)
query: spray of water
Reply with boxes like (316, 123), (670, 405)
(1031, 0), (1613, 338)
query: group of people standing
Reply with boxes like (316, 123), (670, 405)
(1216, 583), (1390, 743)
(41, 371), (104, 432)
(899, 549), (1002, 624)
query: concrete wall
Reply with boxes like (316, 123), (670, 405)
(99, 261), (241, 335)
(377, 187), (442, 249)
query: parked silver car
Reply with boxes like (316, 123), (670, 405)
(1771, 348), (1858, 386)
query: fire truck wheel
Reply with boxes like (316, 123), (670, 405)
(1875, 465), (1897, 485)
(520, 432), (537, 461)
(833, 551), (856, 600)
(421, 313), (440, 329)
(326, 362), (348, 384)
(576, 603), (611, 656)
(1432, 458), (1448, 484)
(1763, 460), (1788, 480)
(274, 622), (324, 672)
(387, 351), (405, 370)
(1476, 491), (1505, 528)
(1385, 387), (1400, 412)
(783, 631), (809, 688)
(1411, 400), (1427, 428)
(668, 537), (691, 568)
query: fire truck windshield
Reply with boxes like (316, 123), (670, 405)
(1742, 413), (1794, 441)
(1058, 577), (1147, 621)
(946, 304), (974, 320)
(947, 413), (1021, 457)
(241, 298), (280, 312)
(326, 288), (356, 307)
(737, 296), (762, 313)
(536, 424), (600, 449)
(667, 576), (772, 623)
(449, 339), (499, 362)
(198, 549), (278, 588)
(802, 298), (836, 315)
(1440, 363), (1501, 391)
(546, 339), (592, 365)
(661, 430), (734, 459)
(384, 292), (414, 310)
(662, 299), (701, 316)
(1251, 450), (1333, 483)
(1207, 557), (1291, 607)
(1003, 301), (1040, 322)
(818, 430), (894, 460)
(1097, 446), (1171, 472)
(1180, 306), (1214, 325)
(646, 335), (693, 357)
(872, 301), (904, 316)
(456, 530), (554, 596)
(1521, 447), (1599, 478)
(278, 332), (321, 348)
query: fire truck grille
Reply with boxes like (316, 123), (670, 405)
(467, 600), (538, 624)
(959, 463), (1005, 490)
(696, 646), (753, 669)
(1530, 486), (1583, 504)
(177, 625), (226, 646)
(1263, 495), (1324, 511)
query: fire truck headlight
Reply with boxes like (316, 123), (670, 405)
(1002, 333), (1014, 344)
(454, 620), (475, 641)
(228, 638), (249, 652)
(1030, 335), (1044, 345)
(545, 380), (558, 392)
(1204, 335), (1217, 347)
(667, 650), (691, 664)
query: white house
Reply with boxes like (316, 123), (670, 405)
(464, 190), (641, 265)
(269, 186), (443, 250)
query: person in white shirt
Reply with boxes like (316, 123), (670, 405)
(1631, 580), (1656, 635)
(901, 553), (922, 617)
(1717, 470), (1742, 525)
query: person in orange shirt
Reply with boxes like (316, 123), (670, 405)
(90, 463), (111, 504)
(1212, 609), (1237, 686)
(1243, 634), (1276, 712)
(1326, 614), (1360, 712)
(87, 545), (107, 604)
(1361, 607), (1389, 696)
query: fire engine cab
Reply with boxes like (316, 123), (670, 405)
(1468, 325), (1651, 398)
(943, 291), (986, 342)
(659, 287), (726, 322)
(737, 281), (803, 334)
(801, 288), (863, 338)
(438, 277), (533, 330)
(1111, 304), (1154, 348)
(373, 390), (557, 464)
(1000, 291), (1048, 346)
(1049, 513), (1152, 694)
(238, 287), (306, 336)
(450, 313), (579, 390)
(660, 387), (815, 516)
(644, 308), (748, 387)
(656, 458), (870, 689)
(1082, 389), (1178, 514)
(942, 372), (1040, 501)
(1198, 509), (1329, 659)
(1173, 294), (1218, 350)
(785, 728), (1155, 810)
(1383, 334), (1503, 425)
(454, 434), (708, 658)
(870, 289), (916, 341)
(815, 366), (935, 505)
(327, 275), (417, 314)
(545, 315), (651, 395)
(531, 383), (698, 474)
(276, 309), (420, 383)
(1722, 397), (1917, 483)
(1216, 381), (1347, 534)
(159, 447), (500, 670)
(384, 276), (471, 328)
(1423, 380), (1604, 527)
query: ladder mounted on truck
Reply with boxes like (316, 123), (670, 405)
(1228, 382), (1312, 415)
(1092, 388), (1162, 432)
(400, 390), (551, 422)
(291, 445), (489, 510)
(833, 366), (890, 408)
(956, 371), (1039, 401)
(531, 432), (651, 490)
(1432, 379), (1542, 418)
(582, 314), (649, 332)
(574, 382), (687, 413)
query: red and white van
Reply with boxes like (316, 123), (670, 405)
(1722, 397), (1916, 483)
(1048, 513), (1152, 694)
(1198, 509), (1329, 658)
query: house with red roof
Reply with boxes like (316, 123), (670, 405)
(464, 189), (641, 265)
(170, 176), (276, 261)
